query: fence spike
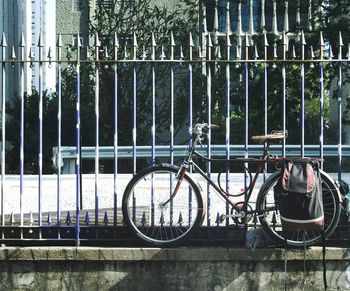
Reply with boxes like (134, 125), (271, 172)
(94, 32), (100, 48)
(159, 212), (164, 226)
(216, 45), (222, 59)
(47, 47), (53, 59)
(66, 211), (71, 225)
(254, 45), (259, 60)
(329, 44), (334, 60)
(253, 213), (257, 227)
(19, 33), (26, 47)
(57, 33), (63, 47)
(263, 31), (269, 47)
(177, 212), (183, 226)
(338, 31), (344, 47)
(189, 32), (194, 48)
(84, 211), (90, 225)
(160, 45), (166, 60)
(271, 212), (277, 225)
(66, 47), (72, 61)
(151, 32), (156, 48)
(282, 30), (287, 47)
(10, 212), (15, 225)
(37, 31), (43, 47)
(47, 212), (52, 225)
(141, 45), (147, 60)
(208, 33), (213, 48)
(114, 33), (119, 48)
(244, 32), (250, 48)
(215, 212), (221, 226)
(133, 31), (138, 48)
(292, 45), (296, 59)
(310, 45), (315, 68)
(198, 46), (202, 59)
(301, 30), (306, 46)
(104, 46), (109, 59)
(141, 212), (146, 226)
(1, 32), (7, 47)
(170, 31), (175, 47)
(103, 211), (109, 225)
(226, 30), (231, 48)
(123, 45), (128, 59)
(10, 46), (16, 60)
(179, 45), (184, 60)
(347, 44), (350, 60)
(114, 33), (119, 61)
(319, 31), (325, 47)
(29, 211), (34, 225)
(310, 45), (315, 59)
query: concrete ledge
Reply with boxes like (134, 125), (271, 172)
(0, 246), (349, 262)
(0, 247), (349, 290)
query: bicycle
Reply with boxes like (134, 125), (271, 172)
(122, 123), (341, 247)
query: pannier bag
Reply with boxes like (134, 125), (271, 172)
(275, 159), (324, 231)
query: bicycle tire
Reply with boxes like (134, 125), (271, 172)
(122, 164), (205, 247)
(256, 170), (341, 247)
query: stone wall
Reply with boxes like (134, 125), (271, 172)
(0, 247), (348, 290)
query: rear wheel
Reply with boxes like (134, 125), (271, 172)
(122, 164), (204, 247)
(256, 171), (341, 247)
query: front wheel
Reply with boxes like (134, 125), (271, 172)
(122, 164), (205, 247)
(256, 170), (341, 247)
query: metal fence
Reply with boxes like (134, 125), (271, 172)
(1, 29), (350, 246)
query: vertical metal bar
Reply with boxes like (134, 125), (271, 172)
(281, 36), (287, 157)
(300, 31), (306, 157)
(170, 32), (175, 226)
(1, 33), (7, 233)
(38, 33), (43, 237)
(19, 34), (25, 230)
(206, 34), (213, 226)
(57, 34), (62, 236)
(75, 34), (82, 246)
(244, 33), (249, 214)
(188, 32), (194, 224)
(170, 32), (175, 166)
(337, 32), (343, 181)
(263, 32), (269, 177)
(114, 33), (119, 226)
(94, 33), (100, 226)
(132, 34), (138, 176)
(151, 33), (156, 166)
(150, 34), (157, 226)
(225, 28), (231, 225)
(319, 32), (325, 170)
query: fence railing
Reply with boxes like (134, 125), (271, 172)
(1, 29), (350, 245)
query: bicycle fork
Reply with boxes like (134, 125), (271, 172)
(159, 163), (188, 209)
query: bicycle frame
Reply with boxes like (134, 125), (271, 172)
(189, 146), (284, 216)
(168, 128), (286, 219)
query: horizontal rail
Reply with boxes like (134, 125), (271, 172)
(53, 144), (350, 173)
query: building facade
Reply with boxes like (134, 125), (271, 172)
(0, 0), (56, 104)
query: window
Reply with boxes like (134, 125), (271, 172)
(72, 0), (83, 13)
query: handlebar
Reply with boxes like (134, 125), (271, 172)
(193, 123), (218, 137)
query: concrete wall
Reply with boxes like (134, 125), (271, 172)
(0, 247), (348, 290)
